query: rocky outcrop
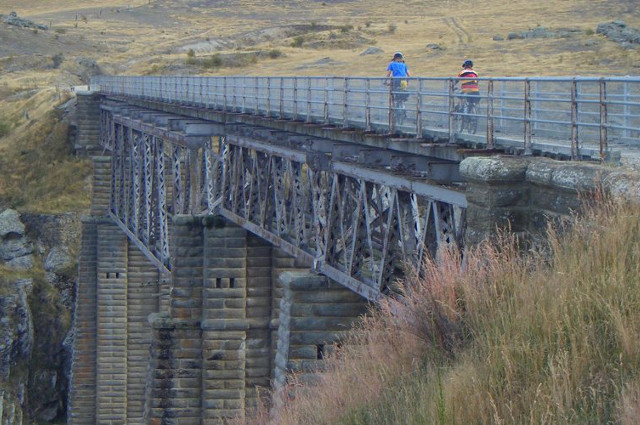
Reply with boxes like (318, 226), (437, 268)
(2, 11), (48, 30)
(0, 279), (34, 380)
(0, 278), (33, 423)
(0, 209), (80, 423)
(0, 209), (34, 270)
(506, 27), (582, 40)
(360, 46), (383, 56)
(597, 21), (640, 46)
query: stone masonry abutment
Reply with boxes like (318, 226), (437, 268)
(461, 156), (640, 245)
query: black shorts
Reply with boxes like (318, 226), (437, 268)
(391, 80), (409, 101)
(461, 92), (479, 104)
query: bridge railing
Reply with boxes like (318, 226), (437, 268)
(92, 75), (640, 160)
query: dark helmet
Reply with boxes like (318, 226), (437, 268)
(462, 59), (473, 68)
(393, 51), (404, 59)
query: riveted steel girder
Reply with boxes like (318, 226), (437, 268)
(99, 104), (467, 301)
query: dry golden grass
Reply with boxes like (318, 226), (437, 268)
(0, 87), (92, 212)
(256, 196), (640, 424)
(3, 0), (639, 78)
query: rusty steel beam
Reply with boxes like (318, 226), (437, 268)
(99, 104), (467, 301)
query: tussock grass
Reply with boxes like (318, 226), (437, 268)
(0, 88), (91, 212)
(258, 196), (640, 424)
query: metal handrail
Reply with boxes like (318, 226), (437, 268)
(91, 75), (640, 161)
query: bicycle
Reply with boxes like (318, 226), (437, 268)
(386, 79), (409, 126)
(454, 91), (479, 134)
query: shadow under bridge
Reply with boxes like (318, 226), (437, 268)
(100, 101), (468, 301)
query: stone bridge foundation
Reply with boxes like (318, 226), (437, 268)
(69, 177), (371, 424)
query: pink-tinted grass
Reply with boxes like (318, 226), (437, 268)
(243, 197), (640, 425)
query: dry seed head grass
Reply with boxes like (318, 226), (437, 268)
(261, 196), (640, 424)
(0, 87), (91, 212)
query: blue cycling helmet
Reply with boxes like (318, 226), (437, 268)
(462, 59), (473, 68)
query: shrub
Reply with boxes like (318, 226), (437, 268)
(291, 36), (304, 48)
(203, 54), (222, 68)
(586, 28), (595, 36)
(52, 53), (64, 69)
(388, 23), (397, 33)
(186, 48), (196, 65)
(54, 28), (66, 34)
(340, 24), (353, 33)
(0, 119), (11, 138)
(268, 49), (283, 59)
(225, 53), (257, 67)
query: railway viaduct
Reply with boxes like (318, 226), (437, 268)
(67, 76), (640, 424)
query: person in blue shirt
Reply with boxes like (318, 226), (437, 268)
(386, 51), (411, 80)
(386, 52), (411, 125)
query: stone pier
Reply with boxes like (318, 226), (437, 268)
(273, 271), (370, 403)
(141, 217), (371, 424)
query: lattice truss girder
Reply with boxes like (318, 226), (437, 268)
(100, 109), (466, 300)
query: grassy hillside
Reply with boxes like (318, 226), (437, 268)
(0, 87), (91, 213)
(0, 0), (637, 211)
(2, 0), (639, 78)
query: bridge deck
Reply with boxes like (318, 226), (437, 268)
(91, 75), (640, 163)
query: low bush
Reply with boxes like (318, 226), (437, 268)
(0, 119), (11, 138)
(202, 54), (222, 68)
(291, 36), (304, 48)
(268, 49), (283, 59)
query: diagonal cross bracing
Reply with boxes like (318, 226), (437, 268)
(100, 104), (467, 301)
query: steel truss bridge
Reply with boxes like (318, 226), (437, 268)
(93, 75), (640, 301)
(100, 101), (466, 301)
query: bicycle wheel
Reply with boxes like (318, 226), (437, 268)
(458, 103), (468, 133)
(468, 104), (478, 134)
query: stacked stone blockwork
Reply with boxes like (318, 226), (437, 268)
(272, 271), (370, 412)
(73, 91), (102, 157)
(69, 171), (164, 424)
(460, 156), (640, 245)
(145, 217), (370, 424)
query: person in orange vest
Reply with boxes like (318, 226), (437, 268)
(456, 59), (479, 108)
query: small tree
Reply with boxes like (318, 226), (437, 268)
(0, 119), (11, 138)
(52, 53), (64, 69)
(186, 48), (196, 65)
(291, 36), (304, 48)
